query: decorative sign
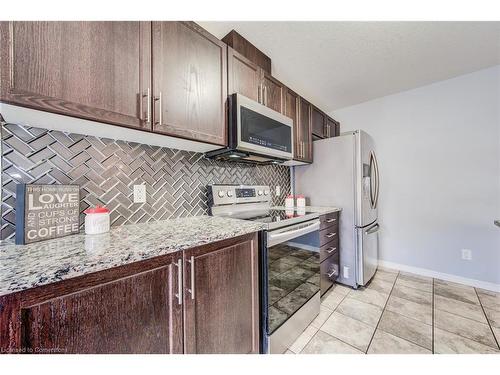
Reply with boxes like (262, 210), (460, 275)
(15, 184), (80, 245)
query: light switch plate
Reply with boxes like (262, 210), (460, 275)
(133, 184), (146, 203)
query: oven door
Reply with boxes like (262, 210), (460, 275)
(265, 219), (320, 353)
(234, 93), (293, 160)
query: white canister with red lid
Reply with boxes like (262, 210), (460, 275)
(296, 195), (306, 208)
(84, 205), (110, 235)
(285, 195), (294, 208)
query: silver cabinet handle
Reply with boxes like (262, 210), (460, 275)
(143, 88), (151, 124)
(264, 86), (268, 106)
(187, 256), (195, 300)
(327, 270), (337, 278)
(326, 232), (337, 238)
(174, 258), (182, 305)
(326, 247), (337, 254)
(326, 218), (336, 223)
(154, 91), (162, 126)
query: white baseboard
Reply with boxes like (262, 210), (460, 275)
(378, 260), (500, 293)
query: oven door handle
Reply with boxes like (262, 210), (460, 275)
(267, 220), (320, 247)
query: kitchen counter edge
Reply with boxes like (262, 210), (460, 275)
(0, 216), (265, 297)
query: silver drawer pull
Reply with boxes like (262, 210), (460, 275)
(326, 247), (337, 254)
(326, 232), (337, 238)
(187, 256), (195, 300)
(326, 218), (337, 223)
(173, 258), (182, 305)
(327, 270), (337, 278)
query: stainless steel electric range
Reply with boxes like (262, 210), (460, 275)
(208, 184), (321, 354)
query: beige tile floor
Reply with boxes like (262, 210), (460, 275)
(286, 268), (500, 354)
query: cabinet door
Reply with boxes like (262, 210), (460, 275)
(298, 97), (313, 163)
(261, 72), (284, 113)
(326, 117), (339, 138)
(0, 21), (151, 130)
(152, 22), (227, 146)
(227, 47), (261, 102)
(20, 264), (183, 354)
(284, 87), (301, 161)
(312, 106), (327, 138)
(183, 234), (259, 354)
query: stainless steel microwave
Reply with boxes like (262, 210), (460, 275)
(206, 93), (294, 163)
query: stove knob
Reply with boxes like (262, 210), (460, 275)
(264, 190), (269, 196)
(227, 190), (233, 197)
(258, 190), (263, 196)
(218, 190), (225, 198)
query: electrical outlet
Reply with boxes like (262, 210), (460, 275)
(275, 186), (281, 197)
(461, 249), (472, 261)
(133, 184), (146, 203)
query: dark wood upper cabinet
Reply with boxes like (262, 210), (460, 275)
(0, 21), (152, 131)
(327, 117), (340, 137)
(312, 106), (328, 139)
(284, 88), (300, 161)
(298, 97), (313, 163)
(261, 72), (285, 113)
(222, 30), (271, 74)
(183, 233), (259, 354)
(227, 47), (261, 102)
(20, 263), (183, 354)
(152, 22), (227, 146)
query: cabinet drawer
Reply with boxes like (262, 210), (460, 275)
(320, 251), (340, 296)
(320, 212), (339, 230)
(320, 239), (339, 263)
(319, 226), (338, 247)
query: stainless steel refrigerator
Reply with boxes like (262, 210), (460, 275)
(295, 130), (380, 288)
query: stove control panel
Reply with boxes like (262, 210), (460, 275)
(208, 184), (271, 206)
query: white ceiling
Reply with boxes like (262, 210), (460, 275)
(198, 21), (500, 112)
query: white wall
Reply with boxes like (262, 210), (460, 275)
(332, 65), (500, 285)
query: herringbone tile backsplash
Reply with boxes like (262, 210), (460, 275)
(1, 123), (290, 240)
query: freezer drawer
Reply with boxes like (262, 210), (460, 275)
(356, 222), (379, 286)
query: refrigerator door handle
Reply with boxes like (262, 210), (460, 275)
(372, 151), (380, 209)
(369, 151), (376, 209)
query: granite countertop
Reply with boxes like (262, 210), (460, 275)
(0, 216), (265, 297)
(272, 206), (342, 214)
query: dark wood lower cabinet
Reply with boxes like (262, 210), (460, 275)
(183, 233), (259, 354)
(21, 266), (178, 354)
(0, 233), (259, 354)
(319, 212), (340, 296)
